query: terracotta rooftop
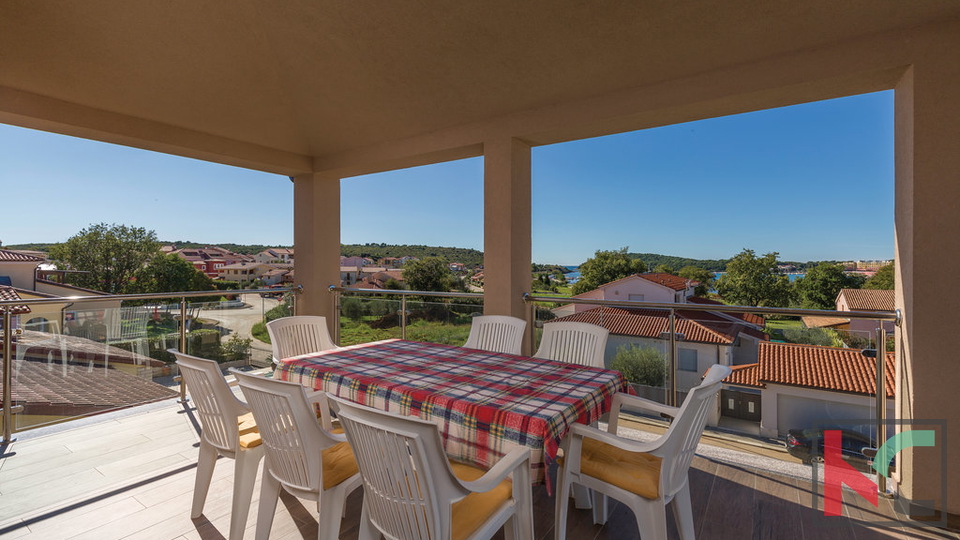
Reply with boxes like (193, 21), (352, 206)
(685, 296), (765, 327)
(838, 288), (895, 311)
(638, 272), (697, 291)
(800, 315), (849, 328)
(549, 306), (767, 345)
(0, 357), (177, 418)
(724, 341), (895, 398)
(0, 249), (44, 262)
(0, 286), (31, 314)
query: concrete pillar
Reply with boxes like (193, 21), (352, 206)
(895, 26), (960, 519)
(293, 173), (340, 336)
(483, 138), (532, 350)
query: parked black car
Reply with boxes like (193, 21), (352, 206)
(786, 428), (878, 473)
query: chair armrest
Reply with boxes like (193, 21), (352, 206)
(458, 447), (531, 494)
(608, 392), (679, 433)
(569, 422), (661, 455)
(306, 390), (335, 431)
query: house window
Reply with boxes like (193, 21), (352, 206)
(628, 294), (644, 302)
(678, 348), (698, 372)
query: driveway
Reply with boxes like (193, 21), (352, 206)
(196, 293), (280, 363)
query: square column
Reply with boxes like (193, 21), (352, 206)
(483, 138), (532, 346)
(293, 172), (340, 335)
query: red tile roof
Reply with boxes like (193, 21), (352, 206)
(723, 341), (895, 397)
(0, 286), (31, 314)
(549, 306), (767, 345)
(0, 249), (44, 262)
(838, 288), (895, 311)
(638, 273), (697, 291)
(685, 296), (765, 327)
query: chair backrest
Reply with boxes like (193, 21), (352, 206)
(534, 321), (609, 367)
(462, 315), (526, 355)
(656, 364), (732, 498)
(233, 370), (338, 493)
(266, 316), (337, 361)
(331, 397), (470, 540)
(171, 349), (247, 455)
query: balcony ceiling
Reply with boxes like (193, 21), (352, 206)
(1, 1), (958, 175)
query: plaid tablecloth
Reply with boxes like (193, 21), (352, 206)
(275, 339), (631, 488)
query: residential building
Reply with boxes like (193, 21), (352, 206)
(357, 270), (405, 289)
(0, 249), (44, 289)
(553, 273), (698, 318)
(255, 247), (294, 264)
(724, 341), (895, 438)
(172, 246), (253, 279)
(339, 256), (369, 267)
(836, 288), (896, 339)
(217, 262), (272, 284)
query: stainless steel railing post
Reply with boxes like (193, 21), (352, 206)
(401, 296), (408, 340)
(178, 297), (188, 403)
(332, 287), (341, 345)
(876, 322), (889, 497)
(668, 308), (678, 407)
(2, 310), (13, 443)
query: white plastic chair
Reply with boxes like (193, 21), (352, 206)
(330, 396), (535, 540)
(534, 321), (609, 368)
(266, 315), (339, 365)
(231, 370), (362, 540)
(554, 364), (733, 540)
(171, 349), (264, 540)
(462, 315), (527, 355)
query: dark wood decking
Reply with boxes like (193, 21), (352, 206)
(1, 401), (957, 540)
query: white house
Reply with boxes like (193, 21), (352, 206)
(723, 341), (895, 438)
(835, 288), (896, 340)
(255, 248), (294, 264)
(553, 273), (698, 318)
(0, 249), (44, 289)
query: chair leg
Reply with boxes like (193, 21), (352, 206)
(229, 447), (263, 540)
(554, 468), (572, 540)
(191, 440), (218, 518)
(671, 482), (696, 540)
(255, 469), (282, 540)
(591, 490), (609, 525)
(631, 498), (668, 540)
(316, 487), (345, 540)
(573, 483), (593, 509)
(512, 462), (534, 540)
(358, 500), (380, 540)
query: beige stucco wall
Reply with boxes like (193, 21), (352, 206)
(0, 262), (37, 290)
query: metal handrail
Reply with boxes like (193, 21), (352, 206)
(0, 285), (302, 442)
(522, 293), (901, 323)
(329, 286), (483, 341)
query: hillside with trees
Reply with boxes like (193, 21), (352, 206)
(341, 243), (484, 267)
(627, 252), (729, 272)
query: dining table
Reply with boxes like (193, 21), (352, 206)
(273, 338), (631, 492)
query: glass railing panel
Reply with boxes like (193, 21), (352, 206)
(399, 298), (481, 346)
(338, 296), (403, 346)
(11, 302), (179, 432)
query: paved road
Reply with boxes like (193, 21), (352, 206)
(196, 293), (280, 363)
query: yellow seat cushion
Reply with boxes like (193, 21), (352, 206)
(449, 461), (513, 540)
(237, 412), (258, 436)
(577, 438), (662, 500)
(322, 427), (360, 490)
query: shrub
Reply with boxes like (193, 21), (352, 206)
(610, 344), (667, 387)
(220, 333), (252, 362)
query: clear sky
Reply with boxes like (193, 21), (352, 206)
(1, 91), (893, 266)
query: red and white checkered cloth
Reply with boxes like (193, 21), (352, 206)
(275, 339), (631, 489)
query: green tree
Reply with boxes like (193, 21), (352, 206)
(715, 249), (793, 307)
(795, 262), (865, 309)
(864, 262), (895, 290)
(134, 253), (215, 294)
(610, 345), (666, 387)
(50, 223), (159, 294)
(652, 264), (675, 274)
(571, 248), (647, 295)
(402, 257), (454, 292)
(677, 266), (714, 297)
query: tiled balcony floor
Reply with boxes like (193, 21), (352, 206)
(0, 400), (957, 540)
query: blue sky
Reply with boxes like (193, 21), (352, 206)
(1, 91), (893, 266)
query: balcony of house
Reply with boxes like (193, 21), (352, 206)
(3, 287), (954, 539)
